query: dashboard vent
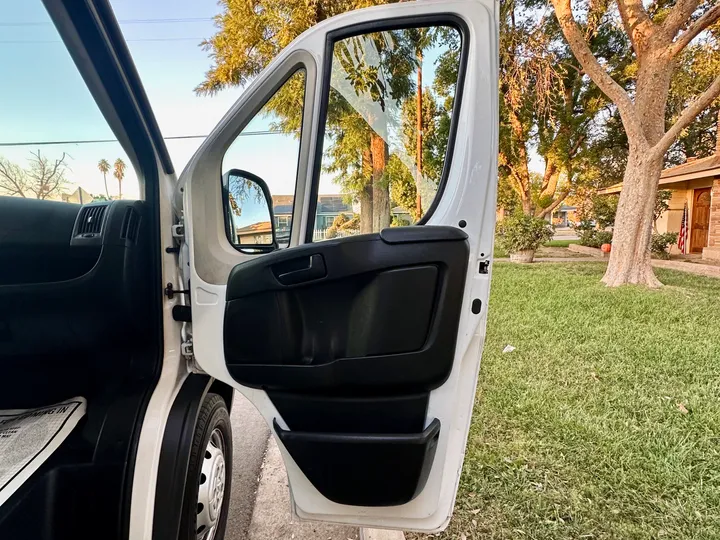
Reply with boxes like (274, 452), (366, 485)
(120, 207), (140, 242)
(76, 205), (107, 235)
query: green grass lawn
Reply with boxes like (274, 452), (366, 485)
(409, 263), (720, 540)
(544, 239), (579, 248)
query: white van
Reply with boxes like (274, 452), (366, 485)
(0, 0), (498, 538)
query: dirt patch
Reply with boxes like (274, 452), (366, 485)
(535, 246), (591, 258)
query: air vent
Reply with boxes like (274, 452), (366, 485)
(120, 207), (140, 242)
(76, 205), (107, 235)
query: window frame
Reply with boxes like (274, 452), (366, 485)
(305, 14), (470, 243)
(220, 67), (308, 254)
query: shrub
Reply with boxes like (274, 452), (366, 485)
(497, 213), (554, 253)
(575, 221), (613, 248)
(651, 232), (678, 259)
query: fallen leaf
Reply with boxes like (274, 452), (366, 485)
(470, 508), (482, 515)
(472, 519), (477, 527)
(502, 345), (516, 353)
(590, 371), (600, 382)
(677, 402), (689, 414)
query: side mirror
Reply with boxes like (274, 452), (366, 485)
(222, 169), (276, 252)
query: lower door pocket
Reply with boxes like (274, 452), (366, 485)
(273, 418), (441, 507)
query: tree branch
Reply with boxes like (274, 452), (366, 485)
(616, 0), (656, 55)
(551, 0), (639, 132)
(668, 4), (720, 58)
(537, 189), (570, 218)
(662, 0), (701, 41)
(654, 73), (720, 158)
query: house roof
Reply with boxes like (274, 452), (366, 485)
(660, 154), (720, 179)
(236, 221), (271, 235)
(597, 154), (720, 195)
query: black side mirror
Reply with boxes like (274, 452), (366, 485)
(221, 169), (276, 253)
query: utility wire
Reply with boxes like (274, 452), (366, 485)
(0, 37), (206, 44)
(0, 17), (213, 27)
(0, 131), (290, 148)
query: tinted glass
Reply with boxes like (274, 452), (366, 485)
(313, 25), (462, 240)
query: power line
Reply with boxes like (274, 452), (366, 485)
(0, 17), (213, 27)
(0, 37), (206, 44)
(0, 131), (290, 148)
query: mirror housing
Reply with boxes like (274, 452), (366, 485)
(221, 169), (276, 252)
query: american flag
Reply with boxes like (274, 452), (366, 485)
(678, 202), (688, 254)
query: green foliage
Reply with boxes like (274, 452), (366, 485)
(651, 232), (679, 259)
(387, 154), (418, 220)
(591, 194), (619, 229)
(496, 212), (554, 253)
(654, 190), (673, 224)
(326, 212), (360, 239)
(496, 175), (520, 214)
(576, 222), (613, 248)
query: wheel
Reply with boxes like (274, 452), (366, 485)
(180, 393), (233, 540)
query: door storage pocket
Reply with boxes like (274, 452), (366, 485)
(273, 418), (440, 507)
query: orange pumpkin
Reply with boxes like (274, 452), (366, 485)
(601, 243), (612, 253)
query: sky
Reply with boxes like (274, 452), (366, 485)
(1, 1), (533, 203)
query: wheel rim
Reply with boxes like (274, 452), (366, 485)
(196, 428), (226, 540)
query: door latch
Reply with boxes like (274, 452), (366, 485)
(478, 260), (490, 274)
(164, 282), (190, 299)
(181, 339), (193, 358)
(171, 219), (185, 239)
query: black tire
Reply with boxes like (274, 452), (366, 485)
(180, 393), (233, 540)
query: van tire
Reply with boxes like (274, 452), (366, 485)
(180, 393), (233, 540)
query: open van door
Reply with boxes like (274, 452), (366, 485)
(178, 0), (498, 531)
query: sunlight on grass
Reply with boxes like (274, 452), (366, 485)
(409, 263), (720, 540)
(544, 239), (579, 248)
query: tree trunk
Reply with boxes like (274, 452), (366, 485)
(602, 148), (663, 288)
(415, 50), (423, 219)
(103, 173), (109, 198)
(371, 133), (390, 232)
(716, 108), (720, 155)
(360, 148), (373, 234)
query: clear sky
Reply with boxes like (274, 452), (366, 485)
(1, 1), (542, 202)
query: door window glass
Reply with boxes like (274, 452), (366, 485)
(222, 69), (306, 249)
(0, 1), (137, 201)
(313, 25), (462, 239)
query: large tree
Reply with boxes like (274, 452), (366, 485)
(0, 150), (70, 200)
(551, 0), (720, 287)
(498, 0), (625, 218)
(196, 0), (403, 232)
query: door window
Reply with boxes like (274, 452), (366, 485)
(221, 69), (306, 249)
(0, 1), (137, 202)
(312, 25), (463, 239)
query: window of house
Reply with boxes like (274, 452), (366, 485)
(312, 24), (463, 239)
(222, 69), (306, 249)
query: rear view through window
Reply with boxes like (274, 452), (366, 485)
(313, 24), (463, 240)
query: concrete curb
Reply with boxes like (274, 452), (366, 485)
(360, 528), (406, 540)
(247, 436), (359, 539)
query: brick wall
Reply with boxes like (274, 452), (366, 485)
(709, 178), (720, 248)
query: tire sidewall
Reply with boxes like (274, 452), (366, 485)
(180, 393), (233, 540)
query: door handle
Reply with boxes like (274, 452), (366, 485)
(275, 254), (327, 285)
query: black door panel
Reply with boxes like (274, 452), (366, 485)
(223, 226), (468, 506)
(224, 226), (469, 393)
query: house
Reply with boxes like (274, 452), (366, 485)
(550, 204), (577, 227)
(598, 154), (720, 260)
(271, 195), (412, 239)
(235, 221), (272, 245)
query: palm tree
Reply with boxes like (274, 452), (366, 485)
(113, 158), (126, 199)
(97, 159), (110, 198)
